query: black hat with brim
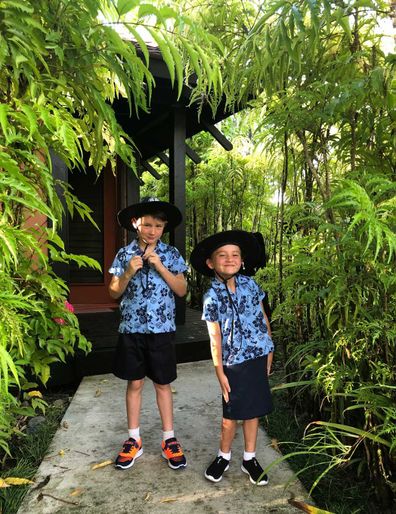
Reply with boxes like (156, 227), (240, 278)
(117, 197), (182, 232)
(190, 230), (260, 277)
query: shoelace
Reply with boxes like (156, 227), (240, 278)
(122, 439), (139, 455)
(166, 441), (183, 457)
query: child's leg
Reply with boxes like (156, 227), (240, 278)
(204, 418), (237, 482)
(126, 378), (145, 429)
(242, 417), (259, 452)
(154, 382), (187, 469)
(153, 382), (173, 431)
(241, 417), (268, 486)
(220, 417), (237, 453)
(115, 379), (144, 469)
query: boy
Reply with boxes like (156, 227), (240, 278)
(109, 197), (187, 471)
(190, 230), (274, 485)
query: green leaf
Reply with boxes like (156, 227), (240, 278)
(138, 3), (159, 20)
(313, 421), (391, 447)
(125, 25), (149, 65)
(117, 0), (139, 16)
(146, 27), (175, 85)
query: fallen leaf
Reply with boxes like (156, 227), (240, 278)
(144, 492), (151, 501)
(58, 449), (65, 456)
(288, 497), (335, 514)
(3, 477), (34, 486)
(91, 460), (113, 470)
(70, 488), (84, 497)
(160, 497), (178, 503)
(27, 390), (43, 398)
(271, 438), (281, 452)
(94, 389), (102, 397)
(0, 479), (10, 488)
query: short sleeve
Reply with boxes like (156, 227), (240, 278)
(251, 278), (266, 302)
(167, 247), (188, 274)
(108, 249), (124, 277)
(202, 290), (219, 322)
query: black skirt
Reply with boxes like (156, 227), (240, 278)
(222, 355), (273, 420)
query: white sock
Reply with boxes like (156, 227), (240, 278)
(243, 451), (256, 461)
(163, 430), (174, 441)
(128, 427), (140, 440)
(218, 450), (231, 461)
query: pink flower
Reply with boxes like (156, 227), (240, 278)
(53, 300), (74, 325)
(65, 300), (74, 313)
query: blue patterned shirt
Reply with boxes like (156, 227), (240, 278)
(202, 274), (274, 366)
(109, 239), (187, 333)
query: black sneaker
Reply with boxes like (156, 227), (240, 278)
(161, 437), (187, 469)
(205, 456), (230, 483)
(241, 457), (268, 485)
(115, 437), (143, 469)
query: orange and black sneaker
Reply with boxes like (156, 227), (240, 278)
(115, 437), (143, 470)
(161, 437), (187, 469)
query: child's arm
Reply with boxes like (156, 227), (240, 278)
(145, 252), (187, 297)
(260, 302), (274, 376)
(108, 255), (143, 299)
(206, 320), (231, 403)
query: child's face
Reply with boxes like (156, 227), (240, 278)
(206, 244), (243, 278)
(132, 215), (166, 245)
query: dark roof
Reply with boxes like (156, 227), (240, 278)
(112, 44), (238, 161)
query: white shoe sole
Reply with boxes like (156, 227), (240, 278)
(204, 463), (229, 482)
(241, 465), (268, 486)
(161, 452), (187, 469)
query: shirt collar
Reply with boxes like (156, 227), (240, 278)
(129, 238), (164, 254)
(211, 273), (242, 291)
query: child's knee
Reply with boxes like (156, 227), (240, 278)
(127, 378), (144, 392)
(153, 382), (171, 393)
(222, 418), (236, 431)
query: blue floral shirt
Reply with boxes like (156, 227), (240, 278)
(202, 274), (274, 366)
(109, 239), (187, 334)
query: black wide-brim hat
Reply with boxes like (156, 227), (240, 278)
(190, 230), (261, 277)
(117, 197), (182, 232)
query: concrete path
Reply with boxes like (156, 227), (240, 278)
(18, 361), (308, 514)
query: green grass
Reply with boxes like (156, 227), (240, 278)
(264, 369), (378, 514)
(0, 398), (69, 514)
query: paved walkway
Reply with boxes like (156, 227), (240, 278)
(18, 361), (308, 514)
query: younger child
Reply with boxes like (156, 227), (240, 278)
(190, 230), (274, 485)
(109, 197), (187, 471)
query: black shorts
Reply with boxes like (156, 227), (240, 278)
(222, 356), (273, 420)
(113, 332), (177, 385)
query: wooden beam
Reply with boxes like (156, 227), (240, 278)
(135, 111), (169, 136)
(201, 120), (233, 151)
(157, 151), (169, 166)
(141, 160), (161, 180)
(186, 144), (202, 164)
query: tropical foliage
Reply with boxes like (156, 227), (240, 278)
(0, 0), (221, 457)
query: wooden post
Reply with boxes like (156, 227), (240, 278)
(50, 150), (70, 283)
(169, 105), (186, 324)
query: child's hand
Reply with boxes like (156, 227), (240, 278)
(218, 373), (231, 403)
(145, 251), (163, 271)
(127, 255), (143, 276)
